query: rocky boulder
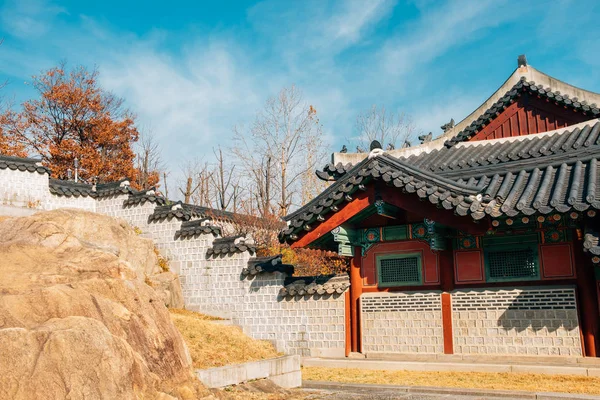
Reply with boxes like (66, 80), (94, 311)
(0, 209), (208, 399)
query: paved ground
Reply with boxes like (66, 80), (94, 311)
(300, 387), (525, 399)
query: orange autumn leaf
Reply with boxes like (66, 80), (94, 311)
(2, 64), (143, 184)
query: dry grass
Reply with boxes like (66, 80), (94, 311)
(169, 308), (281, 369)
(303, 366), (600, 395)
(169, 308), (223, 321)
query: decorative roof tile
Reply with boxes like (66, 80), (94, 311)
(49, 179), (94, 198)
(0, 155), (49, 175)
(206, 235), (256, 257)
(175, 219), (221, 239)
(242, 254), (294, 276)
(584, 231), (600, 264)
(124, 190), (167, 207)
(148, 201), (199, 222)
(279, 274), (350, 297)
(95, 180), (133, 198)
(316, 162), (354, 181)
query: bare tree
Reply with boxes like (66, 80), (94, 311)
(162, 171), (170, 199)
(210, 146), (240, 211)
(301, 123), (329, 205)
(134, 130), (163, 189)
(233, 85), (326, 217)
(354, 105), (418, 150)
(179, 159), (210, 205)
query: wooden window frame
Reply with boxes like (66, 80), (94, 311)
(484, 242), (540, 283)
(376, 252), (423, 287)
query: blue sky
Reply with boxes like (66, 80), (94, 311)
(1, 0), (600, 179)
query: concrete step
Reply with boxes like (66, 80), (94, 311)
(302, 357), (600, 377)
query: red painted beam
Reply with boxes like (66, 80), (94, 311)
(441, 293), (454, 355)
(349, 247), (363, 353)
(574, 235), (599, 357)
(378, 186), (489, 235)
(439, 248), (455, 354)
(291, 187), (373, 249)
(344, 290), (351, 357)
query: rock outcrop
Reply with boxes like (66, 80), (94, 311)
(0, 209), (207, 399)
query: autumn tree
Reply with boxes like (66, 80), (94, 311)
(233, 85), (326, 217)
(0, 107), (27, 157)
(3, 64), (139, 182)
(0, 39), (27, 157)
(353, 105), (418, 150)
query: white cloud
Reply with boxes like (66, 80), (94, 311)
(99, 39), (266, 168)
(379, 0), (511, 77)
(0, 0), (66, 39)
(324, 0), (396, 49)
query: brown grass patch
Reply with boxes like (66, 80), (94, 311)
(169, 308), (223, 320)
(303, 366), (600, 395)
(169, 309), (281, 369)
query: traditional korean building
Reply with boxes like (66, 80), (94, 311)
(279, 56), (600, 358)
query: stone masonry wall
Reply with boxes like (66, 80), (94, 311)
(238, 273), (346, 357)
(452, 287), (582, 356)
(46, 193), (96, 211)
(173, 232), (346, 357)
(361, 291), (443, 354)
(0, 168), (96, 212)
(0, 168), (51, 210)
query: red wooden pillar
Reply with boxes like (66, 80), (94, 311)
(574, 236), (599, 357)
(439, 248), (455, 354)
(349, 246), (363, 353)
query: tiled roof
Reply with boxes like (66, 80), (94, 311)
(404, 122), (600, 179)
(175, 219), (222, 239)
(124, 190), (167, 207)
(148, 202), (200, 222)
(49, 179), (94, 197)
(0, 155), (49, 175)
(182, 204), (237, 222)
(279, 274), (350, 297)
(242, 254), (294, 276)
(49, 178), (134, 199)
(444, 78), (600, 147)
(281, 154), (483, 242)
(281, 122), (600, 243)
(206, 235), (256, 257)
(95, 180), (133, 198)
(316, 162), (354, 181)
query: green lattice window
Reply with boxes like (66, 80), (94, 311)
(377, 253), (422, 287)
(484, 244), (539, 282)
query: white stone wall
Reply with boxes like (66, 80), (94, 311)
(173, 231), (347, 357)
(0, 168), (96, 212)
(238, 274), (346, 357)
(0, 168), (49, 210)
(361, 292), (444, 354)
(46, 193), (96, 211)
(452, 287), (582, 356)
(96, 195), (130, 218)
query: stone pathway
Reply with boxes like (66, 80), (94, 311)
(300, 387), (523, 399)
